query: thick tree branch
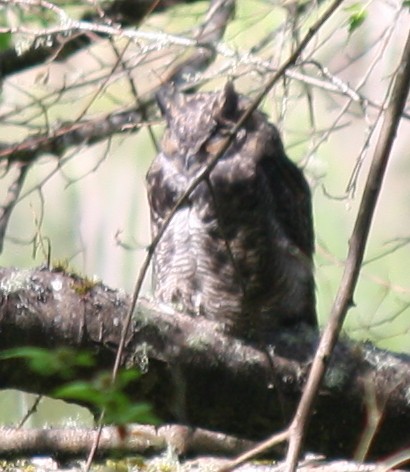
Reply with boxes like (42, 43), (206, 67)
(0, 0), (201, 80)
(0, 266), (409, 463)
(0, 426), (408, 471)
(0, 107), (148, 165)
(0, 424), (255, 460)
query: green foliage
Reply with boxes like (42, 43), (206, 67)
(0, 33), (11, 51)
(0, 347), (94, 378)
(55, 370), (158, 425)
(0, 347), (158, 426)
(403, 0), (410, 8)
(344, 3), (367, 33)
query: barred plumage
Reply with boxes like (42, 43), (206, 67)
(146, 83), (316, 340)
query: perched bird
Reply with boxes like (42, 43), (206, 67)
(146, 83), (316, 341)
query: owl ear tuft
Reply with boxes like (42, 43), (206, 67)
(156, 85), (185, 122)
(217, 81), (239, 120)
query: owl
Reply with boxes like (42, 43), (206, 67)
(146, 83), (316, 341)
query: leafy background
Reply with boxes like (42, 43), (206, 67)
(0, 0), (409, 425)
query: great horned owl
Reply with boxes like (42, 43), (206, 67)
(146, 83), (316, 340)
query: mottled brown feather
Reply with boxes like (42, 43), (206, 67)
(146, 83), (316, 340)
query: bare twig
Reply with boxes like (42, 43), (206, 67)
(0, 0), (200, 79)
(0, 107), (148, 255)
(0, 163), (30, 252)
(0, 108), (147, 164)
(17, 395), (43, 429)
(219, 15), (410, 472)
(84, 1), (236, 469)
(284, 27), (410, 472)
(95, 0), (344, 467)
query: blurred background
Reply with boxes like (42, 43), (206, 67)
(0, 0), (409, 426)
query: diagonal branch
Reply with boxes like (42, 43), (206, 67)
(0, 107), (148, 165)
(0, 106), (150, 253)
(85, 1), (236, 468)
(283, 27), (410, 472)
(0, 0), (204, 79)
(0, 163), (30, 252)
(220, 14), (410, 472)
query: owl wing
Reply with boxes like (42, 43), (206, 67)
(257, 126), (316, 327)
(258, 129), (314, 260)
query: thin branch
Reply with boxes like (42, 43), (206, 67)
(85, 1), (236, 468)
(0, 106), (149, 254)
(100, 0), (345, 467)
(284, 26), (410, 472)
(0, 107), (148, 164)
(0, 0), (201, 79)
(109, 0), (345, 430)
(0, 163), (30, 253)
(111, 37), (160, 152)
(17, 395), (43, 429)
(2, 424), (409, 471)
(219, 11), (410, 472)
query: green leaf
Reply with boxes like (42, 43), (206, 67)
(55, 381), (105, 405)
(0, 33), (11, 51)
(71, 351), (95, 367)
(0, 347), (95, 378)
(0, 347), (42, 360)
(105, 402), (159, 425)
(2, 347), (158, 427)
(0, 347), (59, 375)
(55, 375), (159, 426)
(115, 369), (142, 388)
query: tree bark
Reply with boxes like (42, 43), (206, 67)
(0, 266), (409, 462)
(0, 0), (204, 80)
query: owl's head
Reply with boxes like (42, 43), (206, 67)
(156, 82), (240, 164)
